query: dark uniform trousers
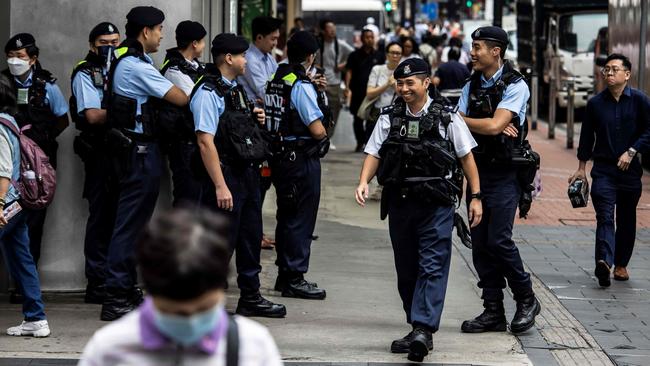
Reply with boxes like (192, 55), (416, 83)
(590, 161), (642, 268)
(271, 152), (321, 275)
(387, 191), (454, 332)
(83, 153), (119, 285)
(168, 142), (203, 207)
(199, 163), (262, 296)
(470, 167), (533, 302)
(105, 142), (162, 291)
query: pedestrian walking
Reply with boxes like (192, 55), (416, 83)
(433, 46), (470, 104)
(355, 58), (482, 362)
(570, 53), (650, 286)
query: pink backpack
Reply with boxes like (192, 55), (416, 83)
(0, 117), (56, 209)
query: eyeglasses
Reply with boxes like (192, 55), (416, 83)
(601, 67), (628, 75)
(388, 51), (402, 56)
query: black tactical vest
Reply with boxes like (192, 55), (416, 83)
(106, 39), (156, 138)
(467, 60), (526, 164)
(376, 97), (463, 206)
(69, 51), (109, 132)
(191, 64), (270, 165)
(157, 48), (205, 142)
(264, 63), (331, 140)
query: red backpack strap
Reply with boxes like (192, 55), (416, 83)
(0, 116), (20, 136)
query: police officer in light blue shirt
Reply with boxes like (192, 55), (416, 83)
(101, 6), (189, 322)
(457, 26), (539, 335)
(70, 22), (121, 306)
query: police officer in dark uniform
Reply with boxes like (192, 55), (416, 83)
(190, 33), (286, 318)
(264, 31), (330, 300)
(70, 22), (121, 304)
(3, 33), (69, 267)
(102, 6), (189, 321)
(159, 20), (207, 206)
(356, 58), (482, 361)
(457, 26), (540, 334)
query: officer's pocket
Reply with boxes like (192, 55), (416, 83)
(276, 183), (298, 214)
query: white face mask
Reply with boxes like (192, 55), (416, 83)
(7, 57), (32, 76)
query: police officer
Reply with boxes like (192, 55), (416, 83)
(458, 26), (540, 334)
(355, 58), (482, 362)
(102, 6), (189, 321)
(159, 20), (206, 206)
(70, 22), (120, 304)
(3, 33), (69, 268)
(264, 31), (329, 300)
(190, 33), (286, 318)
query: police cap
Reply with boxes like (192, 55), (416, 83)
(211, 33), (249, 56)
(393, 58), (430, 79)
(88, 22), (119, 43)
(5, 33), (36, 54)
(471, 26), (508, 47)
(126, 6), (165, 27)
(176, 21), (207, 42)
(287, 31), (319, 55)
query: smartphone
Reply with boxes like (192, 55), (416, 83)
(3, 201), (22, 222)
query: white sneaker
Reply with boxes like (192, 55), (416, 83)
(7, 320), (51, 337)
(329, 143), (337, 151)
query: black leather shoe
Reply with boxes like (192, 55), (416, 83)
(100, 289), (140, 321)
(510, 296), (541, 334)
(391, 329), (433, 353)
(84, 284), (106, 304)
(274, 275), (317, 292)
(461, 301), (507, 333)
(407, 327), (432, 362)
(595, 260), (611, 287)
(129, 286), (144, 306)
(282, 278), (326, 300)
(236, 294), (287, 318)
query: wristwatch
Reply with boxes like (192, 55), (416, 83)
(470, 192), (482, 200)
(627, 147), (637, 158)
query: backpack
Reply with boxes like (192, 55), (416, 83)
(0, 117), (56, 209)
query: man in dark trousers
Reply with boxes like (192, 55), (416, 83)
(570, 53), (650, 286)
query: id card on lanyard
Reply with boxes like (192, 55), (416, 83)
(17, 88), (29, 105)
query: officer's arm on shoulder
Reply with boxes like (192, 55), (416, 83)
(162, 85), (189, 107)
(84, 109), (107, 125)
(308, 119), (327, 140)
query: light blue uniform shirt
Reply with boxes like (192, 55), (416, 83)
(0, 113), (22, 203)
(72, 67), (105, 115)
(14, 70), (69, 117)
(457, 65), (529, 126)
(285, 80), (323, 141)
(112, 54), (173, 134)
(190, 76), (233, 136)
(237, 44), (278, 103)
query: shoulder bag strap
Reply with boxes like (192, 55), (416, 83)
(226, 316), (239, 366)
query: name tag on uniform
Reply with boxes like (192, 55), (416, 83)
(407, 121), (420, 139)
(17, 88), (29, 105)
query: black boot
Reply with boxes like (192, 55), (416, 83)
(510, 296), (541, 334)
(100, 288), (140, 321)
(391, 327), (433, 354)
(282, 275), (326, 300)
(274, 273), (317, 292)
(235, 293), (287, 318)
(461, 301), (507, 333)
(84, 283), (106, 304)
(407, 327), (433, 362)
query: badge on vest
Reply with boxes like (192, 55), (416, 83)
(17, 88), (29, 105)
(407, 120), (420, 140)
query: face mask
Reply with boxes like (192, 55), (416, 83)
(152, 301), (224, 347)
(7, 57), (31, 76)
(96, 45), (115, 64)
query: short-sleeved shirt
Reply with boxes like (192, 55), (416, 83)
(284, 80), (324, 141)
(0, 113), (21, 203)
(365, 96), (477, 159)
(14, 71), (69, 117)
(434, 60), (470, 91)
(237, 44), (278, 104)
(367, 64), (396, 108)
(163, 59), (200, 96)
(317, 38), (354, 86)
(190, 76), (233, 136)
(457, 65), (529, 126)
(112, 54), (174, 134)
(72, 66), (105, 115)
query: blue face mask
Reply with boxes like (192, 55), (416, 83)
(96, 45), (115, 64)
(152, 302), (224, 347)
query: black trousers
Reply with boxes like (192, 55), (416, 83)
(168, 142), (203, 208)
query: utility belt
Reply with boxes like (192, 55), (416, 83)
(73, 130), (109, 161)
(273, 137), (330, 161)
(395, 177), (458, 206)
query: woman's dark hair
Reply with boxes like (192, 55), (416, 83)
(385, 41), (402, 53)
(137, 208), (231, 301)
(399, 36), (419, 56)
(606, 53), (632, 71)
(0, 74), (17, 116)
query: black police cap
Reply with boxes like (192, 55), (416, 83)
(211, 33), (249, 56)
(287, 31), (319, 55)
(88, 22), (119, 43)
(471, 26), (508, 47)
(126, 6), (165, 27)
(5, 33), (36, 54)
(176, 21), (207, 42)
(393, 58), (430, 79)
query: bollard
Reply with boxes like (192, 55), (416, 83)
(531, 75), (538, 130)
(566, 81), (575, 149)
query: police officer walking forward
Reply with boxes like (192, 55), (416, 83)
(458, 26), (540, 334)
(355, 58), (482, 362)
(190, 33), (286, 318)
(264, 31), (330, 300)
(102, 6), (189, 321)
(70, 22), (121, 305)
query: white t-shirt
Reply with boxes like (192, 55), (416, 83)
(364, 96), (477, 159)
(367, 64), (397, 108)
(163, 59), (200, 96)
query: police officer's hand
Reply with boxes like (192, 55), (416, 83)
(355, 182), (370, 207)
(253, 107), (265, 125)
(311, 74), (328, 91)
(502, 123), (518, 138)
(387, 75), (396, 87)
(468, 198), (483, 228)
(216, 184), (234, 211)
(617, 152), (633, 171)
(568, 169), (586, 184)
(0, 210), (7, 227)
